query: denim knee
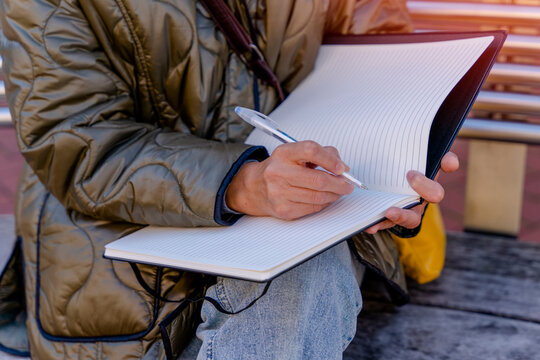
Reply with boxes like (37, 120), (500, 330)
(190, 242), (364, 360)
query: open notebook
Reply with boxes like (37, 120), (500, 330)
(104, 31), (505, 282)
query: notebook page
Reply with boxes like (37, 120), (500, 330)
(106, 189), (417, 274)
(247, 36), (493, 195)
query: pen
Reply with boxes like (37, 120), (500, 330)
(235, 106), (368, 190)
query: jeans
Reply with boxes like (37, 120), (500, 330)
(178, 241), (366, 360)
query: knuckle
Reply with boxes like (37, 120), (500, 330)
(273, 204), (290, 219)
(313, 174), (328, 189)
(326, 146), (339, 156)
(303, 141), (320, 157)
(310, 191), (324, 204)
(410, 216), (421, 228)
(264, 164), (279, 179)
(272, 144), (286, 158)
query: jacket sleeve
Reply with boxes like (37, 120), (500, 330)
(0, 1), (267, 227)
(325, 0), (413, 35)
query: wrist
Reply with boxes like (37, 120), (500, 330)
(226, 161), (263, 215)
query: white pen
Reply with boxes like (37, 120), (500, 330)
(235, 106), (368, 190)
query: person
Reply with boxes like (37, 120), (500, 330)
(0, 0), (458, 359)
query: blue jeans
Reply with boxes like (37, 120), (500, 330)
(179, 241), (365, 360)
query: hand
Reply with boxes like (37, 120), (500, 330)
(365, 151), (460, 234)
(226, 141), (354, 220)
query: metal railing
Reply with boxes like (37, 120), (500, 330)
(0, 108), (9, 123)
(460, 118), (540, 144)
(500, 34), (540, 58)
(486, 62), (540, 85)
(408, 1), (540, 140)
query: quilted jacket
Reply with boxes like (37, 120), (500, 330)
(0, 0), (412, 358)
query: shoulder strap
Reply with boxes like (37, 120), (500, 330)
(199, 0), (285, 101)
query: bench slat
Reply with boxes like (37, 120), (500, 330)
(473, 90), (540, 115)
(408, 1), (540, 27)
(502, 34), (540, 58)
(488, 63), (540, 85)
(459, 118), (540, 144)
(0, 108), (10, 124)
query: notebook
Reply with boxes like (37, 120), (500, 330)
(104, 31), (506, 282)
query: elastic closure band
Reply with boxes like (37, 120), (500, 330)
(129, 262), (272, 315)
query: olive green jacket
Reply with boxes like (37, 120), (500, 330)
(0, 0), (412, 358)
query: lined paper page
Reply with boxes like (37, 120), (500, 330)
(106, 189), (417, 276)
(247, 36), (493, 195)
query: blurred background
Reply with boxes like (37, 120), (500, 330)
(406, 0), (540, 241)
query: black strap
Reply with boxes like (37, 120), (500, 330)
(199, 0), (285, 101)
(129, 262), (272, 315)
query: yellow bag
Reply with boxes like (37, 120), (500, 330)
(392, 203), (445, 284)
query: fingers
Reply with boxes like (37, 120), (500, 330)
(235, 141), (354, 220)
(385, 205), (425, 229)
(365, 204), (426, 234)
(407, 171), (444, 203)
(273, 141), (349, 175)
(270, 201), (332, 220)
(435, 151), (460, 181)
(440, 151), (459, 173)
(282, 186), (343, 205)
(279, 165), (354, 195)
(368, 152), (458, 234)
(323, 145), (341, 159)
(365, 219), (394, 234)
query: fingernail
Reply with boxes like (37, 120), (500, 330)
(336, 163), (345, 174)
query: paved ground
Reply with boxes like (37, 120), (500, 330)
(345, 230), (540, 359)
(1, 125), (539, 241)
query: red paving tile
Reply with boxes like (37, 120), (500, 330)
(437, 139), (469, 232)
(524, 147), (540, 200)
(521, 195), (540, 233)
(521, 226), (540, 243)
(0, 192), (14, 214)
